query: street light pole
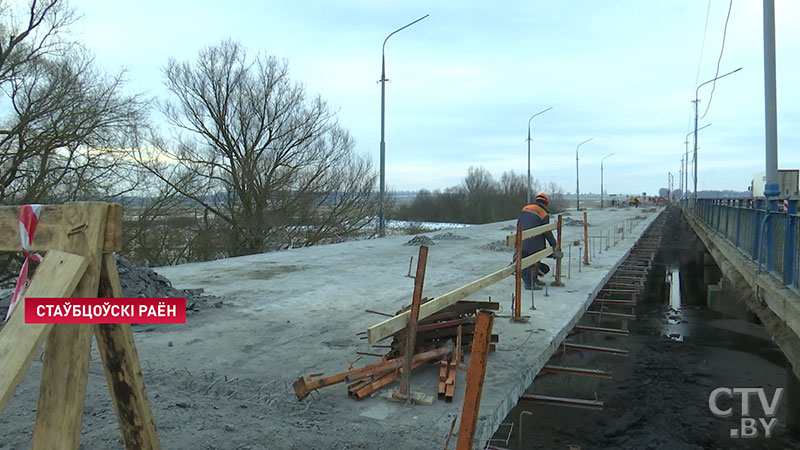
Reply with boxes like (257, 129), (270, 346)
(575, 138), (593, 211)
(526, 106), (553, 204)
(600, 153), (614, 209)
(693, 67), (741, 200)
(684, 123), (711, 200)
(379, 14), (429, 237)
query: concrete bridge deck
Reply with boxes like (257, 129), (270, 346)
(137, 206), (664, 448)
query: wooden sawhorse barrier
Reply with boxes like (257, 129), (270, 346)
(0, 202), (160, 449)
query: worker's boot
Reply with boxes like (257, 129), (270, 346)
(534, 278), (547, 287)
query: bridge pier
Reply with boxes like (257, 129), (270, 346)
(705, 280), (756, 321)
(681, 205), (800, 382)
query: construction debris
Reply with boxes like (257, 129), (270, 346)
(293, 345), (452, 401)
(386, 300), (499, 359)
(404, 235), (435, 246)
(480, 240), (509, 252)
(114, 255), (218, 314)
(433, 232), (469, 241)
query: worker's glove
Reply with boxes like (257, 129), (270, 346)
(552, 249), (564, 259)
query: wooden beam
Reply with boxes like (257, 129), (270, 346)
(456, 312), (494, 450)
(367, 247), (552, 343)
(397, 245), (428, 399)
(504, 222), (557, 246)
(552, 214), (564, 286)
(95, 254), (161, 450)
(0, 203), (122, 253)
(103, 203), (123, 253)
(0, 251), (88, 415)
(33, 202), (109, 450)
(514, 223), (522, 318)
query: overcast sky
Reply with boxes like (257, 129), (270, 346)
(71, 0), (799, 196)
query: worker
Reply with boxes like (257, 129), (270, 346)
(515, 193), (563, 290)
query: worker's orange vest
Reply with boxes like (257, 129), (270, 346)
(522, 204), (548, 220)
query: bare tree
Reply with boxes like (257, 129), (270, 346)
(0, 0), (148, 204)
(141, 40), (378, 257)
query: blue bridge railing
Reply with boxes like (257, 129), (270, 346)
(684, 197), (799, 292)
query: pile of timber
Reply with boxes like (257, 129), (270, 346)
(293, 345), (452, 401)
(385, 300), (499, 360)
(293, 301), (498, 403)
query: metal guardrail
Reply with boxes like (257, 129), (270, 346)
(682, 197), (799, 292)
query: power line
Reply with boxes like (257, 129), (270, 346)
(695, 0), (712, 88)
(701, 0), (734, 119)
(688, 0), (712, 137)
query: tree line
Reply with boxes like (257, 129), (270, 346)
(392, 166), (567, 224)
(0, 0), (380, 274)
(0, 1), (566, 276)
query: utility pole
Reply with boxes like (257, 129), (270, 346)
(526, 107), (553, 204)
(575, 138), (593, 211)
(693, 69), (740, 200)
(763, 0), (779, 198)
(685, 124), (710, 200)
(378, 14), (429, 237)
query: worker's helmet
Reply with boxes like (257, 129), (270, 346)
(535, 192), (550, 207)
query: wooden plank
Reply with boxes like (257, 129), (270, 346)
(0, 203), (121, 253)
(504, 222), (557, 246)
(583, 211), (590, 265)
(0, 251), (88, 415)
(33, 202), (109, 450)
(438, 360), (449, 400)
(0, 205), (63, 253)
(95, 254), (161, 450)
(456, 312), (494, 450)
(103, 203), (123, 253)
(367, 247), (552, 343)
(397, 246), (428, 398)
(514, 223), (522, 318)
(553, 214), (564, 286)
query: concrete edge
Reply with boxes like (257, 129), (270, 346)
(475, 208), (666, 447)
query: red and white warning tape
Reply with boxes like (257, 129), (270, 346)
(5, 204), (43, 321)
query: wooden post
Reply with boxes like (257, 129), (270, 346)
(95, 254), (161, 449)
(583, 211), (590, 265)
(456, 312), (495, 450)
(397, 245), (428, 400)
(514, 223), (522, 318)
(33, 202), (109, 450)
(0, 202), (160, 450)
(552, 215), (565, 286)
(0, 251), (88, 414)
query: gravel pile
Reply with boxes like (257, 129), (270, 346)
(404, 235), (435, 246)
(481, 240), (509, 252)
(563, 217), (591, 227)
(115, 255), (219, 313)
(432, 232), (469, 240)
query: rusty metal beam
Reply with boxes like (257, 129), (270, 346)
(592, 298), (636, 306)
(585, 310), (637, 320)
(541, 365), (612, 379)
(398, 246), (428, 399)
(571, 325), (630, 336)
(456, 312), (494, 450)
(520, 394), (604, 410)
(564, 342), (628, 356)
